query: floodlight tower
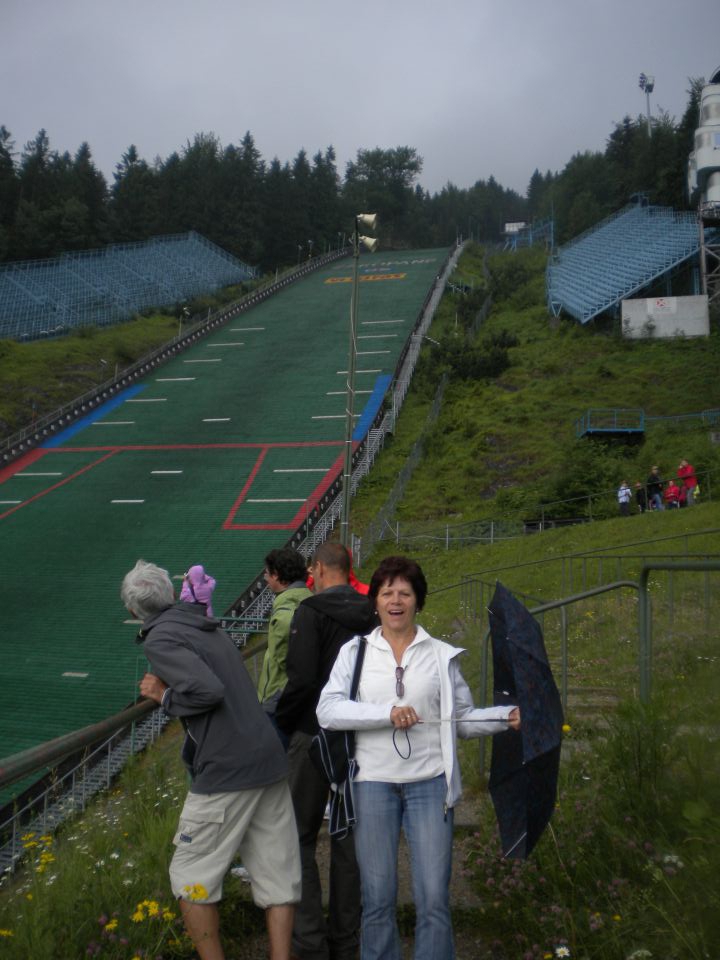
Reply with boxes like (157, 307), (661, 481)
(688, 66), (720, 309)
(340, 213), (378, 549)
(638, 72), (655, 136)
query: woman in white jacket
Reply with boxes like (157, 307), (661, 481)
(316, 555), (520, 960)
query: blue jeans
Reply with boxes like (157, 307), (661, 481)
(353, 775), (454, 960)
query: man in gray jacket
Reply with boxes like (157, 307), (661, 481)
(121, 559), (300, 960)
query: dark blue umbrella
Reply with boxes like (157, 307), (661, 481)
(487, 581), (564, 858)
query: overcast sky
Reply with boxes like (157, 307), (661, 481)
(3, 0), (719, 198)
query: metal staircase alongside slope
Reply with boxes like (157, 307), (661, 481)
(0, 710), (168, 875)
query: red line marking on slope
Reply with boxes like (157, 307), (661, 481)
(0, 451), (118, 521)
(222, 447), (270, 530)
(52, 441), (342, 453)
(0, 448), (48, 485)
(223, 448), (350, 531)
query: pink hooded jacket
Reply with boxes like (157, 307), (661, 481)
(179, 564), (217, 617)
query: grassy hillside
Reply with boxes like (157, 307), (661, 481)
(0, 282), (252, 439)
(351, 245), (720, 530)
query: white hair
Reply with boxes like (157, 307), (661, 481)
(121, 559), (175, 621)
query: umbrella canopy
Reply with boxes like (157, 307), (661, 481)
(487, 581), (564, 858)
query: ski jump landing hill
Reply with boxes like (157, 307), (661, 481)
(0, 246), (450, 800)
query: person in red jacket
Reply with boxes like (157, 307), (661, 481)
(677, 459), (698, 506)
(664, 480), (681, 509)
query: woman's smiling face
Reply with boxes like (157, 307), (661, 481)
(375, 576), (418, 634)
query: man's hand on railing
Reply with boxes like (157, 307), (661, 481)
(139, 672), (168, 704)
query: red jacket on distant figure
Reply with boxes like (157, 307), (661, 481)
(677, 460), (697, 489)
(664, 482), (681, 508)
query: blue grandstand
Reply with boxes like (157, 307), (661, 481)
(546, 198), (701, 323)
(0, 232), (258, 341)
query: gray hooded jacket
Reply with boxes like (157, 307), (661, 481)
(139, 602), (287, 794)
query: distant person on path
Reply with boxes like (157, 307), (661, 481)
(617, 480), (632, 516)
(677, 458), (698, 506)
(258, 548), (312, 747)
(664, 479), (681, 509)
(317, 555), (520, 960)
(276, 541), (377, 960)
(121, 559), (300, 960)
(646, 466), (664, 511)
(634, 481), (647, 513)
(180, 564), (217, 617)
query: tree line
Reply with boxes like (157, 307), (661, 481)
(0, 81), (701, 271)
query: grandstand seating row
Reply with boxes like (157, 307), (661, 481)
(546, 201), (702, 323)
(0, 233), (257, 341)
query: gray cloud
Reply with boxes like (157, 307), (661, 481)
(4, 0), (719, 195)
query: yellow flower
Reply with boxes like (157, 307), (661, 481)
(23, 840), (39, 849)
(182, 882), (209, 901)
(146, 901), (160, 917)
(0, 929), (15, 937)
(131, 910), (145, 923)
(20, 832), (36, 841)
(105, 919), (119, 932)
(562, 724), (572, 734)
(162, 909), (176, 921)
(38, 835), (53, 844)
(613, 914), (621, 922)
(25, 893), (33, 901)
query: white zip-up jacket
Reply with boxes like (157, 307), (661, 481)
(316, 626), (515, 809)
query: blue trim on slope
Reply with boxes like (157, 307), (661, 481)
(42, 385), (146, 447)
(353, 375), (392, 442)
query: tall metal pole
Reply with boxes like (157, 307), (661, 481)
(340, 220), (360, 548)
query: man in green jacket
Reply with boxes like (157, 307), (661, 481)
(258, 548), (312, 746)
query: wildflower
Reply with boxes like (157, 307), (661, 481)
(555, 948), (571, 958)
(131, 909), (145, 923)
(0, 929), (15, 937)
(562, 724), (572, 734)
(20, 832), (35, 841)
(182, 882), (209, 901)
(626, 951), (652, 960)
(613, 914), (621, 922)
(105, 919), (119, 932)
(162, 909), (176, 921)
(25, 893), (33, 901)
(662, 854), (684, 869)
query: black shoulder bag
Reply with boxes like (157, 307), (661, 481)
(308, 638), (367, 838)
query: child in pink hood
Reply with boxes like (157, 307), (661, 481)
(179, 564), (217, 617)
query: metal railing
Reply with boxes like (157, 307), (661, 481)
(0, 640), (268, 874)
(466, 562), (720, 774)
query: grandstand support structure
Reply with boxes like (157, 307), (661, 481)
(698, 202), (720, 310)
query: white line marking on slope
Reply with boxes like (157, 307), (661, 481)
(247, 498), (306, 503)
